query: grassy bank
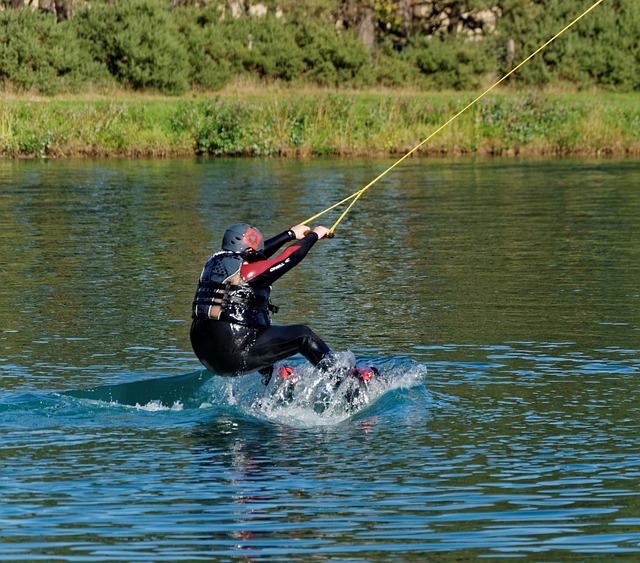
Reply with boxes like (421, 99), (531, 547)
(2, 90), (640, 159)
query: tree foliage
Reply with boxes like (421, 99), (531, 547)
(0, 7), (109, 94)
(491, 0), (640, 91)
(74, 0), (190, 94)
(0, 0), (638, 95)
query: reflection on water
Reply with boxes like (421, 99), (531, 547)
(1, 157), (639, 560)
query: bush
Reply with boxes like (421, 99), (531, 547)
(477, 93), (581, 150)
(74, 0), (189, 95)
(0, 8), (109, 94)
(172, 7), (234, 91)
(294, 20), (370, 86)
(173, 11), (369, 89)
(1, 0), (639, 96)
(493, 0), (640, 91)
(570, 0), (640, 91)
(368, 41), (421, 88)
(410, 35), (490, 91)
(233, 16), (307, 81)
(184, 98), (251, 156)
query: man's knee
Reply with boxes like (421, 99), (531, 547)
(298, 327), (331, 365)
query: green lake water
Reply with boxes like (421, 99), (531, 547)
(1, 157), (639, 560)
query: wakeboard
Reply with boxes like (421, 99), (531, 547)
(261, 362), (383, 414)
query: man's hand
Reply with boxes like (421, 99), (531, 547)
(291, 224), (311, 240)
(313, 226), (331, 239)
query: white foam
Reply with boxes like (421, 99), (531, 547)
(201, 353), (427, 427)
(133, 400), (184, 412)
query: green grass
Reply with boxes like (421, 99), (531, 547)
(2, 90), (639, 158)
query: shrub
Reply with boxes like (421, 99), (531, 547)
(411, 35), (490, 91)
(477, 93), (582, 150)
(493, 0), (640, 91)
(0, 8), (109, 94)
(1, 0), (639, 96)
(74, 0), (189, 95)
(233, 16), (307, 81)
(173, 7), (234, 91)
(370, 41), (421, 88)
(174, 11), (309, 88)
(294, 20), (370, 86)
(189, 98), (251, 156)
(172, 10), (370, 89)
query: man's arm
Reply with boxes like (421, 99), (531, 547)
(242, 232), (319, 288)
(262, 230), (295, 258)
(262, 224), (310, 258)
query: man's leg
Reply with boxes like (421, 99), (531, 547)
(247, 324), (332, 372)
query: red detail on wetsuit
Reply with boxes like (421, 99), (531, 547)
(241, 244), (301, 281)
(242, 227), (262, 250)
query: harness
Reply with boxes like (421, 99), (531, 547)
(191, 251), (278, 327)
(192, 280), (279, 318)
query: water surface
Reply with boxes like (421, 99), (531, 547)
(1, 157), (639, 560)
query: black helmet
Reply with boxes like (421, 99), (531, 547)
(222, 223), (264, 252)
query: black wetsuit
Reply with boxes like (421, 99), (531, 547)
(190, 230), (332, 376)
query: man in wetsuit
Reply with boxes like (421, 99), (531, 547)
(190, 223), (336, 381)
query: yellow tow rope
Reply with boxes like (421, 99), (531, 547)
(303, 0), (605, 236)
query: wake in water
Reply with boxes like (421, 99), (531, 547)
(63, 352), (427, 426)
(206, 352), (427, 425)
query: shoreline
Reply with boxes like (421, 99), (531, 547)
(2, 91), (639, 159)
